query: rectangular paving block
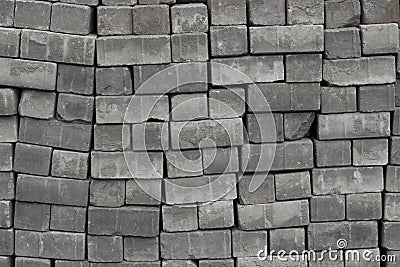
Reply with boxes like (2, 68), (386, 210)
(286, 54), (322, 82)
(0, 27), (20, 57)
(287, 0), (324, 24)
(250, 25), (324, 54)
(16, 174), (89, 206)
(14, 201), (50, 231)
(314, 140), (352, 167)
(232, 229), (268, 257)
(0, 116), (17, 142)
(126, 179), (161, 206)
(0, 57), (57, 90)
(323, 56), (396, 86)
(358, 84), (395, 112)
(248, 0), (285, 26)
(384, 193), (400, 221)
(238, 174), (275, 204)
(88, 206), (159, 236)
(353, 139), (388, 166)
(14, 143), (52, 176)
(132, 5), (170, 35)
(210, 26), (247, 57)
(166, 150), (203, 178)
(97, 35), (171, 66)
(15, 230), (86, 260)
(198, 200), (234, 229)
(0, 172), (14, 200)
(89, 179), (125, 207)
(124, 237), (159, 262)
(0, 88), (18, 116)
(199, 259), (234, 267)
(0, 0), (15, 27)
(50, 3), (95, 35)
(14, 0), (51, 30)
(0, 143), (13, 171)
(50, 205), (86, 233)
(51, 150), (89, 179)
(320, 86), (357, 113)
(171, 93), (208, 121)
(94, 124), (131, 151)
(382, 222), (400, 249)
(19, 117), (92, 152)
(171, 3), (208, 33)
(270, 228), (305, 253)
(162, 205), (198, 232)
(284, 113), (315, 140)
(19, 90), (56, 119)
(312, 167), (384, 195)
(55, 261), (89, 267)
(208, 0), (246, 25)
(247, 113), (284, 143)
(275, 171), (311, 201)
(56, 93), (94, 122)
(88, 235), (123, 262)
(96, 67), (133, 95)
(15, 258), (51, 267)
(347, 193), (382, 221)
(97, 6), (132, 36)
(57, 64), (95, 95)
(310, 195), (346, 222)
(171, 33), (208, 62)
(209, 87), (245, 119)
(361, 0), (399, 24)
(386, 166), (400, 192)
(391, 137), (400, 164)
(160, 230), (231, 259)
(361, 23), (399, 55)
(324, 28), (361, 59)
(237, 200), (309, 230)
(317, 112), (390, 140)
(202, 147), (239, 174)
(325, 0), (360, 28)
(0, 201), (13, 228)
(20, 29), (96, 65)
(0, 229), (14, 255)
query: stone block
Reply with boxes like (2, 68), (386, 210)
(359, 84), (395, 112)
(16, 174), (89, 206)
(361, 23), (399, 55)
(325, 28), (361, 59)
(20, 29), (96, 65)
(88, 235), (123, 262)
(284, 112), (315, 140)
(353, 138), (388, 165)
(51, 3), (95, 35)
(323, 56), (396, 86)
(386, 166), (400, 192)
(57, 93), (94, 122)
(94, 124), (131, 151)
(51, 150), (88, 179)
(287, 0), (324, 24)
(384, 193), (400, 221)
(198, 200), (234, 229)
(0, 116), (17, 142)
(102, 0), (136, 4)
(0, 172), (14, 200)
(126, 179), (161, 205)
(132, 5), (170, 34)
(0, 0), (15, 27)
(317, 112), (390, 139)
(250, 25), (324, 54)
(0, 143), (12, 171)
(286, 54), (322, 82)
(275, 171), (311, 200)
(270, 228), (305, 253)
(90, 179), (125, 207)
(347, 193), (382, 220)
(382, 222), (400, 249)
(57, 64), (94, 95)
(312, 167), (384, 195)
(171, 93), (208, 121)
(248, 0), (285, 25)
(210, 26), (247, 57)
(361, 0), (399, 23)
(199, 259), (234, 267)
(15, 257), (51, 267)
(14, 201), (50, 231)
(160, 230), (231, 259)
(325, 0), (361, 28)
(19, 90), (56, 119)
(132, 122), (168, 151)
(166, 150), (203, 178)
(55, 261), (89, 267)
(0, 201), (13, 228)
(50, 205), (86, 232)
(232, 229), (268, 257)
(171, 33), (208, 62)
(124, 237), (159, 261)
(96, 67), (133, 95)
(247, 113), (284, 143)
(310, 195), (346, 222)
(314, 140), (352, 167)
(61, 0), (99, 5)
(209, 87), (245, 119)
(88, 206), (160, 236)
(14, 143), (52, 176)
(237, 200), (309, 230)
(238, 174), (275, 204)
(202, 147), (239, 174)
(0, 27), (20, 57)
(14, 0), (51, 30)
(171, 4), (208, 33)
(237, 257), (308, 267)
(0, 229), (13, 255)
(320, 86), (357, 113)
(163, 261), (196, 267)
(0, 89), (17, 116)
(162, 205), (198, 232)
(208, 0), (246, 25)
(97, 6), (132, 36)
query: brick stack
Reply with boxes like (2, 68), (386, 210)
(0, 0), (399, 266)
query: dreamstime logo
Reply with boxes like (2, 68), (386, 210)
(122, 62), (277, 203)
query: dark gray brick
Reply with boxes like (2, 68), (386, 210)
(0, 0), (15, 27)
(386, 166), (400, 192)
(315, 140), (352, 167)
(0, 143), (13, 171)
(270, 228), (305, 253)
(94, 124), (131, 151)
(102, 0), (136, 4)
(0, 116), (18, 142)
(287, 0), (324, 24)
(171, 4), (208, 33)
(50, 205), (86, 232)
(15, 258), (51, 267)
(96, 67), (133, 96)
(232, 229), (267, 257)
(19, 90), (56, 119)
(14, 201), (50, 231)
(126, 179), (161, 205)
(51, 3), (94, 35)
(14, 143), (52, 176)
(132, 5), (170, 34)
(320, 86), (357, 113)
(275, 171), (311, 200)
(92, 263), (160, 267)
(0, 27), (20, 57)
(286, 54), (322, 82)
(0, 172), (14, 200)
(347, 193), (382, 220)
(198, 200), (234, 229)
(208, 0), (246, 25)
(97, 6), (132, 36)
(358, 84), (395, 112)
(310, 195), (346, 222)
(238, 174), (275, 204)
(0, 89), (18, 115)
(325, 0), (360, 28)
(88, 235), (123, 263)
(210, 26), (247, 57)
(199, 259), (234, 267)
(384, 193), (400, 221)
(51, 150), (89, 179)
(16, 174), (89, 206)
(202, 147), (239, 174)
(162, 205), (198, 232)
(132, 122), (168, 151)
(361, 0), (399, 24)
(60, 0), (99, 5)
(383, 222), (400, 249)
(0, 201), (13, 228)
(124, 237), (159, 261)
(55, 261), (89, 267)
(284, 113), (315, 140)
(248, 0), (285, 25)
(57, 64), (95, 95)
(171, 93), (208, 121)
(14, 0), (51, 30)
(391, 137), (400, 164)
(90, 179), (125, 207)
(209, 87), (245, 119)
(171, 33), (208, 62)
(57, 93), (94, 122)
(163, 261), (196, 267)
(325, 28), (361, 59)
(166, 150), (203, 178)
(0, 229), (13, 255)
(353, 139), (388, 166)
(361, 23), (399, 55)
(246, 113), (284, 143)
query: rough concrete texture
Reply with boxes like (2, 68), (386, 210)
(0, 0), (399, 266)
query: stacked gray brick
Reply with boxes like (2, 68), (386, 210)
(0, 0), (399, 266)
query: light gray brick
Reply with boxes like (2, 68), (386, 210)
(132, 122), (168, 151)
(198, 200), (234, 229)
(0, 229), (13, 255)
(0, 172), (14, 200)
(166, 150), (203, 178)
(202, 147), (239, 174)
(171, 3), (208, 33)
(199, 259), (234, 267)
(57, 64), (94, 95)
(358, 84), (395, 112)
(171, 93), (208, 121)
(126, 179), (161, 205)
(284, 113), (315, 140)
(15, 230), (85, 260)
(94, 124), (131, 151)
(315, 140), (352, 167)
(0, 0), (15, 27)
(248, 0), (285, 25)
(20, 29), (96, 65)
(132, 5), (170, 34)
(15, 257), (51, 267)
(383, 222), (400, 249)
(14, 202), (50, 231)
(91, 151), (163, 179)
(270, 228), (305, 253)
(386, 166), (400, 192)
(275, 171), (311, 200)
(50, 205), (86, 232)
(0, 57), (57, 90)
(211, 56), (284, 84)
(361, 23), (399, 55)
(14, 0), (51, 30)
(286, 54), (322, 82)
(96, 67), (132, 95)
(310, 195), (346, 222)
(0, 116), (17, 142)
(325, 0), (361, 28)
(308, 221), (378, 250)
(50, 3), (95, 35)
(97, 6), (132, 36)
(90, 179), (125, 207)
(208, 0), (246, 25)
(391, 137), (400, 164)
(163, 260), (196, 267)
(325, 28), (361, 59)
(353, 139), (388, 165)
(14, 143), (52, 176)
(162, 205), (198, 232)
(160, 230), (231, 259)
(238, 174), (275, 204)
(392, 109), (400, 134)
(16, 174), (89, 206)
(88, 235), (123, 263)
(384, 193), (400, 221)
(323, 56), (396, 86)
(247, 113), (284, 143)
(361, 0), (399, 24)
(317, 112), (390, 140)
(320, 86), (357, 113)
(232, 229), (268, 257)
(51, 150), (88, 179)
(347, 193), (382, 220)
(124, 237), (159, 261)
(287, 0), (324, 25)
(210, 26), (247, 57)
(250, 25), (324, 54)
(312, 167), (384, 195)
(57, 93), (94, 122)
(88, 206), (160, 236)
(171, 33), (208, 62)
(19, 90), (56, 119)
(0, 143), (12, 171)
(0, 201), (13, 228)
(0, 89), (17, 115)
(209, 87), (245, 119)
(0, 27), (20, 57)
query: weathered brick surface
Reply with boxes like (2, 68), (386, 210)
(325, 0), (360, 28)
(287, 0), (324, 25)
(198, 200), (234, 229)
(208, 0), (246, 25)
(90, 179), (125, 207)
(162, 205), (198, 232)
(324, 28), (361, 59)
(124, 237), (159, 261)
(14, 0), (51, 30)
(270, 228), (305, 252)
(310, 195), (346, 222)
(210, 26), (247, 57)
(50, 205), (86, 232)
(360, 0), (399, 24)
(14, 202), (50, 231)
(50, 3), (95, 35)
(51, 150), (89, 179)
(88, 235), (123, 262)
(57, 64), (95, 95)
(320, 86), (357, 113)
(171, 4), (208, 33)
(232, 229), (268, 257)
(19, 90), (56, 119)
(0, 27), (20, 57)
(248, 0), (285, 26)
(57, 93), (94, 122)
(0, 0), (15, 27)
(347, 193), (382, 220)
(353, 139), (388, 165)
(360, 23), (399, 55)
(14, 143), (52, 176)
(0, 89), (18, 116)
(275, 171), (311, 200)
(97, 7), (132, 36)
(315, 140), (351, 167)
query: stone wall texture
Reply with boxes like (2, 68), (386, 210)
(0, 0), (400, 266)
